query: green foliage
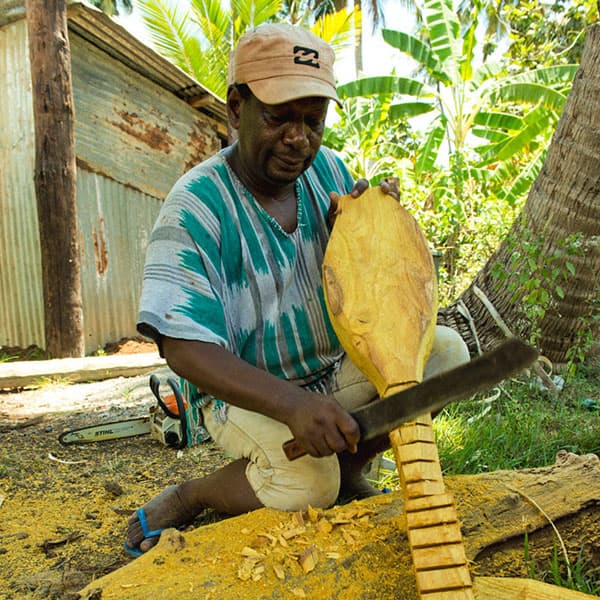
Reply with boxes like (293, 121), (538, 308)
(431, 366), (600, 475)
(329, 0), (582, 300)
(90, 0), (133, 16)
(134, 0), (358, 100)
(525, 533), (600, 595)
(490, 224), (586, 349)
(504, 0), (599, 70)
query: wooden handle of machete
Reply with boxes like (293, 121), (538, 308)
(282, 437), (306, 461)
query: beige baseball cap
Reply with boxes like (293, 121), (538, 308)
(231, 23), (341, 106)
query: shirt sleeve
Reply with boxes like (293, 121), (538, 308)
(137, 168), (229, 356)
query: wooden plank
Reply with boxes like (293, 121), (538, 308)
(420, 587), (474, 600)
(397, 422), (436, 444)
(412, 543), (468, 570)
(395, 441), (440, 463)
(413, 413), (433, 427)
(408, 522), (464, 548)
(405, 494), (455, 512)
(406, 505), (459, 529)
(404, 479), (447, 498)
(0, 353), (165, 389)
(416, 565), (473, 592)
(400, 460), (444, 483)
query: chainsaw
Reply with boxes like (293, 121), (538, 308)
(59, 375), (191, 449)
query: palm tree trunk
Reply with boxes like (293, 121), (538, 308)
(26, 0), (84, 357)
(439, 24), (600, 364)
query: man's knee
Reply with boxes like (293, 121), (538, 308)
(250, 455), (340, 512)
(424, 325), (470, 379)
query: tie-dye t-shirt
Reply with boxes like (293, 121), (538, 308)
(137, 144), (354, 423)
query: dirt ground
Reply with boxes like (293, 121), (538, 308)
(1, 341), (598, 599)
(0, 341), (229, 599)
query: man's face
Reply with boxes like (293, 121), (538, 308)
(230, 89), (329, 189)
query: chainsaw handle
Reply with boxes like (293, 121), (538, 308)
(166, 378), (188, 449)
(149, 375), (188, 449)
(149, 374), (178, 418)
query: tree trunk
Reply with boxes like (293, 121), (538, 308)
(78, 452), (600, 599)
(26, 0), (84, 358)
(439, 25), (600, 364)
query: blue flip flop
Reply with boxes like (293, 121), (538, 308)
(123, 507), (165, 557)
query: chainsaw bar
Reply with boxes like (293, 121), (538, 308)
(59, 416), (151, 445)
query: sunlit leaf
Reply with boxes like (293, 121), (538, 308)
(338, 76), (428, 99)
(416, 119), (446, 174)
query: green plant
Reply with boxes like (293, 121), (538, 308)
(564, 292), (600, 377)
(524, 532), (600, 594)
(136, 0), (357, 101)
(35, 375), (74, 388)
(430, 372), (599, 474)
(490, 223), (584, 349)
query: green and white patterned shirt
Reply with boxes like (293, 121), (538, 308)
(137, 144), (354, 426)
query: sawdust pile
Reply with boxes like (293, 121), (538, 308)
(78, 452), (600, 600)
(1, 371), (599, 600)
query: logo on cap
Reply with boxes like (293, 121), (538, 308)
(293, 46), (320, 69)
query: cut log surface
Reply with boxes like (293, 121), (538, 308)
(78, 454), (600, 600)
(474, 576), (599, 599)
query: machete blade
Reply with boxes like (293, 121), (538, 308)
(354, 337), (538, 441)
(283, 337), (538, 460)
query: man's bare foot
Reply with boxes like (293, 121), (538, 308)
(125, 485), (199, 554)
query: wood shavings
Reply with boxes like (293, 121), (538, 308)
(342, 529), (357, 546)
(298, 545), (319, 573)
(306, 505), (320, 522)
(291, 588), (306, 597)
(316, 518), (333, 534)
(241, 546), (264, 558)
(47, 452), (86, 465)
(281, 526), (305, 540)
(258, 532), (277, 547)
(272, 563), (285, 580)
(237, 556), (264, 582)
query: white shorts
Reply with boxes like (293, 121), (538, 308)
(201, 326), (469, 511)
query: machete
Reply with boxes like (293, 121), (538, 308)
(282, 337), (538, 460)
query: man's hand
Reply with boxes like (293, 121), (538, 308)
(328, 177), (399, 228)
(284, 391), (360, 457)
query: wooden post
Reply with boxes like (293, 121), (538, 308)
(26, 0), (84, 357)
(390, 415), (474, 599)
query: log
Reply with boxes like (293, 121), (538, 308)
(0, 353), (165, 390)
(78, 452), (600, 600)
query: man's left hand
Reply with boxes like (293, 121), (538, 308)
(328, 177), (399, 228)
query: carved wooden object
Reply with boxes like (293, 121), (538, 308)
(323, 187), (473, 598)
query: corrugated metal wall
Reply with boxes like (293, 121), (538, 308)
(0, 12), (223, 354)
(70, 33), (220, 200)
(77, 170), (161, 352)
(0, 18), (44, 349)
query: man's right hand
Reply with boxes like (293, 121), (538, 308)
(284, 391), (360, 457)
